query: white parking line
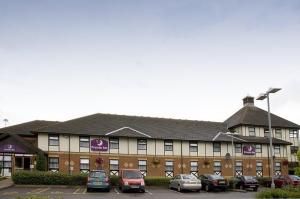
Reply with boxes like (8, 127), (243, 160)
(114, 188), (120, 194)
(73, 186), (82, 194)
(35, 188), (50, 194)
(146, 190), (153, 195)
(27, 188), (49, 194)
(2, 191), (18, 196)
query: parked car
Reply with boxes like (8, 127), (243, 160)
(169, 174), (202, 192)
(199, 174), (229, 192)
(265, 175), (300, 188)
(234, 176), (259, 191)
(119, 169), (145, 192)
(86, 170), (110, 192)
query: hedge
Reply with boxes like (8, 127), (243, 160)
(256, 186), (300, 199)
(12, 171), (88, 185)
(12, 171), (171, 186)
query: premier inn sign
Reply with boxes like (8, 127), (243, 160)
(243, 145), (256, 155)
(90, 139), (108, 151)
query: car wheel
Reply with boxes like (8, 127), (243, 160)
(169, 184), (172, 190)
(253, 187), (258, 192)
(177, 185), (182, 192)
(106, 188), (110, 192)
(196, 189), (201, 192)
(141, 189), (145, 193)
(86, 188), (90, 192)
(205, 185), (210, 192)
(239, 185), (244, 190)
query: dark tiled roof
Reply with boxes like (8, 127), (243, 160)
(35, 113), (291, 145)
(225, 106), (300, 129)
(0, 133), (45, 154)
(0, 120), (60, 136)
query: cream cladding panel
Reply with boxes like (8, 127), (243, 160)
(119, 137), (129, 154)
(128, 138), (137, 154)
(70, 135), (79, 152)
(59, 135), (69, 152)
(38, 133), (48, 151)
(156, 140), (164, 155)
(147, 139), (155, 155)
(198, 142), (205, 156)
(180, 141), (189, 156)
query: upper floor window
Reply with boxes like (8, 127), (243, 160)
(49, 135), (59, 146)
(289, 130), (298, 138)
(235, 144), (242, 153)
(255, 144), (262, 153)
(189, 141), (198, 152)
(264, 129), (270, 138)
(275, 129), (282, 139)
(109, 138), (119, 149)
(248, 127), (256, 136)
(274, 145), (280, 154)
(79, 136), (90, 148)
(164, 140), (173, 151)
(291, 146), (299, 154)
(137, 139), (147, 150)
(213, 143), (221, 152)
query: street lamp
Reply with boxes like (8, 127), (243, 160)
(256, 87), (281, 189)
(212, 132), (246, 177)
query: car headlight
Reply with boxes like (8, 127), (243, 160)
(124, 181), (129, 185)
(141, 181), (145, 186)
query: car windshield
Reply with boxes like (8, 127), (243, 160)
(182, 175), (197, 180)
(90, 171), (106, 178)
(123, 170), (143, 179)
(290, 175), (300, 180)
(209, 175), (224, 180)
(244, 176), (256, 180)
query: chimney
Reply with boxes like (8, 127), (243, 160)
(243, 96), (254, 106)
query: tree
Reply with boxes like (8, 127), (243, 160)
(36, 152), (46, 171)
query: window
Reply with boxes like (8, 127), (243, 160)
(275, 162), (281, 176)
(274, 145), (280, 154)
(213, 143), (221, 152)
(109, 159), (119, 176)
(80, 158), (89, 173)
(291, 146), (299, 154)
(138, 160), (147, 176)
(165, 161), (174, 177)
(49, 135), (59, 146)
(264, 129), (269, 138)
(289, 130), (298, 138)
(164, 140), (173, 151)
(275, 129), (282, 139)
(79, 136), (90, 148)
(109, 138), (119, 149)
(256, 162), (263, 177)
(249, 127), (256, 136)
(190, 161), (198, 177)
(213, 161), (221, 175)
(189, 141), (198, 152)
(137, 139), (147, 150)
(235, 144), (242, 153)
(49, 157), (59, 172)
(235, 161), (243, 176)
(255, 144), (262, 153)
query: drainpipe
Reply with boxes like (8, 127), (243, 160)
(181, 140), (183, 173)
(69, 135), (71, 175)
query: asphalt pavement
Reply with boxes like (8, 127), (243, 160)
(0, 186), (258, 199)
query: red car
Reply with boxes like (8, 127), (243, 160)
(119, 169), (145, 192)
(266, 175), (300, 188)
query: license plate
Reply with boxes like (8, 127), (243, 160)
(94, 182), (102, 185)
(131, 185), (139, 188)
(250, 185), (256, 187)
(218, 181), (225, 184)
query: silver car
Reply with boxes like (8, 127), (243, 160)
(169, 174), (202, 192)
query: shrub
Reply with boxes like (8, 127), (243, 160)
(144, 176), (170, 187)
(109, 175), (119, 186)
(256, 187), (300, 199)
(228, 177), (239, 189)
(12, 171), (87, 185)
(256, 177), (271, 187)
(35, 152), (46, 171)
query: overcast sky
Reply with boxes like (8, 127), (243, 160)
(0, 0), (300, 127)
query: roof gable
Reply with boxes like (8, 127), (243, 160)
(225, 106), (300, 129)
(105, 127), (152, 138)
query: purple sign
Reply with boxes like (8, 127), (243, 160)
(0, 144), (16, 152)
(243, 145), (255, 155)
(91, 139), (108, 151)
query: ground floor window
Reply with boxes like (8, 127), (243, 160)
(165, 161), (174, 177)
(80, 158), (89, 173)
(235, 161), (243, 176)
(0, 153), (12, 177)
(48, 157), (59, 172)
(138, 160), (147, 176)
(190, 161), (198, 177)
(213, 161), (221, 175)
(275, 162), (281, 176)
(109, 159), (119, 176)
(256, 162), (263, 177)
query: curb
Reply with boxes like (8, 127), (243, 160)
(228, 189), (247, 193)
(14, 185), (81, 188)
(0, 184), (14, 191)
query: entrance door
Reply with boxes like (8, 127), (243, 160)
(24, 157), (30, 170)
(1, 154), (12, 177)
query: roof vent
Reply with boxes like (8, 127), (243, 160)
(243, 96), (254, 106)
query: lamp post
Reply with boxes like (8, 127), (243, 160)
(212, 132), (246, 177)
(257, 87), (281, 189)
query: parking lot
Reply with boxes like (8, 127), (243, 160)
(0, 186), (257, 199)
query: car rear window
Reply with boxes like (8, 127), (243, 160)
(209, 175), (224, 180)
(182, 175), (197, 180)
(290, 175), (300, 180)
(123, 170), (143, 179)
(244, 176), (256, 180)
(90, 171), (106, 178)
